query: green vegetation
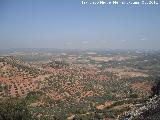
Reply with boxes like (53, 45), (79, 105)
(25, 91), (43, 103)
(47, 61), (69, 69)
(0, 98), (33, 120)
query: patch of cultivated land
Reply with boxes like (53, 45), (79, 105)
(90, 55), (131, 62)
(105, 67), (149, 78)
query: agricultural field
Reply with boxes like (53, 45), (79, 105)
(0, 49), (160, 120)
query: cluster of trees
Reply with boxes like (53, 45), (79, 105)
(0, 98), (34, 120)
(151, 77), (160, 96)
(48, 61), (69, 69)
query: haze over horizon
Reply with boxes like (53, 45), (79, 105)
(0, 0), (160, 50)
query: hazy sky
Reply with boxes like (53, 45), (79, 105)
(0, 0), (160, 49)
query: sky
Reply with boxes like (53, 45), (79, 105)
(0, 0), (160, 50)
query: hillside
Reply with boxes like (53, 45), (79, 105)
(0, 51), (160, 119)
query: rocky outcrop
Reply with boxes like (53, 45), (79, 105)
(117, 95), (160, 120)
